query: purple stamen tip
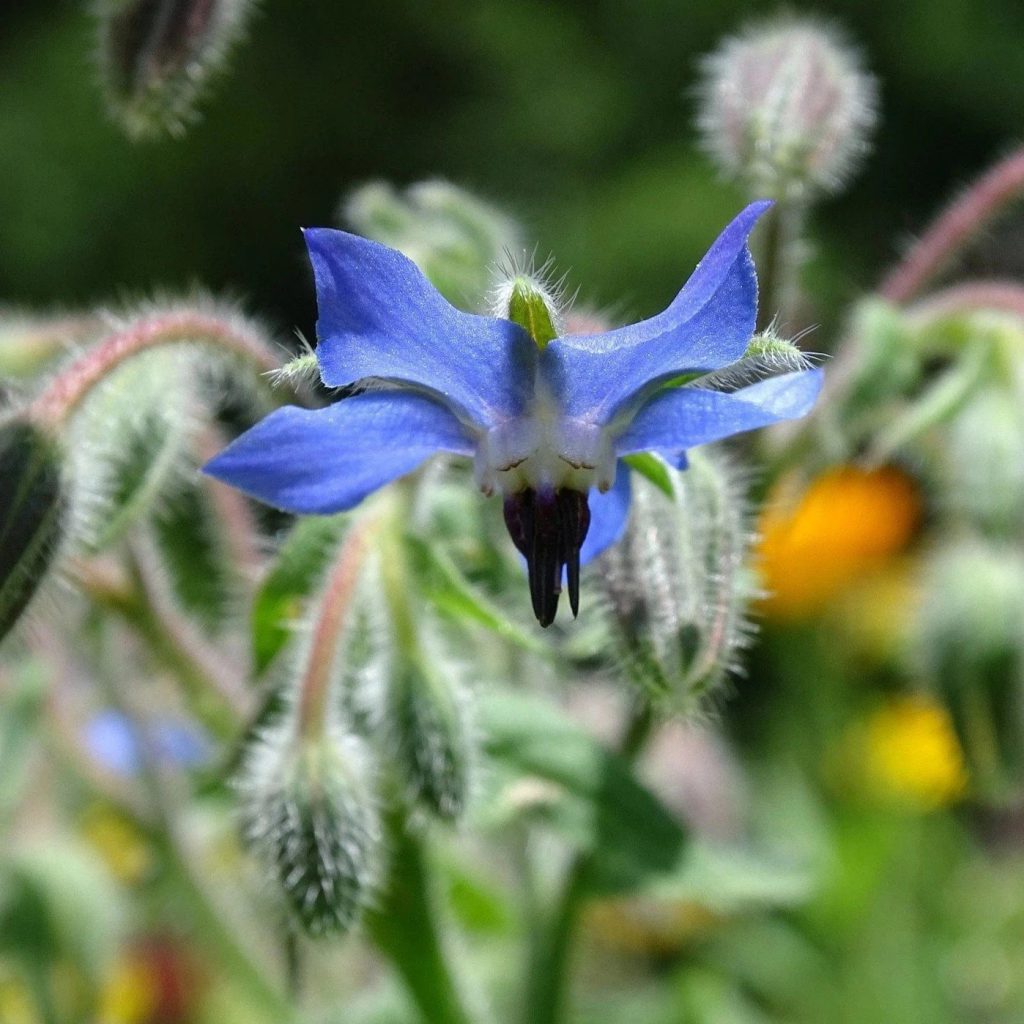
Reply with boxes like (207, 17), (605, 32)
(503, 487), (591, 627)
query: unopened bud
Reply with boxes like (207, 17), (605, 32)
(0, 416), (66, 643)
(238, 720), (380, 938)
(343, 180), (521, 308)
(96, 0), (254, 139)
(912, 540), (1024, 800)
(503, 277), (559, 350)
(490, 256), (567, 350)
(698, 329), (815, 392)
(943, 389), (1024, 538)
(698, 19), (876, 201)
(387, 650), (475, 821)
(71, 351), (194, 553)
(598, 452), (752, 712)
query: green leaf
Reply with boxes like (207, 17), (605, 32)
(404, 534), (549, 655)
(250, 514), (348, 673)
(0, 418), (65, 643)
(639, 841), (813, 913)
(478, 692), (688, 893)
(0, 658), (46, 827)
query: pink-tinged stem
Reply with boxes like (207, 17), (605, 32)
(907, 280), (1024, 323)
(880, 147), (1024, 305)
(29, 310), (280, 429)
(295, 517), (376, 739)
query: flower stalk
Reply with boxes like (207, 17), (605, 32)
(522, 701), (657, 1024)
(29, 308), (280, 431)
(880, 146), (1024, 304)
(295, 517), (377, 740)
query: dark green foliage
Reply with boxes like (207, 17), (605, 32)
(0, 419), (65, 642)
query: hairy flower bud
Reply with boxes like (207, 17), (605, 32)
(386, 646), (475, 821)
(0, 416), (66, 643)
(343, 180), (521, 308)
(698, 19), (876, 201)
(598, 453), (752, 712)
(944, 389), (1024, 538)
(490, 259), (566, 349)
(71, 351), (195, 553)
(912, 540), (1024, 800)
(238, 720), (380, 938)
(96, 0), (255, 139)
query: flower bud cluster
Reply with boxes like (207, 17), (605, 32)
(0, 301), (278, 645)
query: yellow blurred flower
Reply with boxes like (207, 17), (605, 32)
(79, 804), (152, 885)
(0, 976), (36, 1024)
(756, 466), (921, 619)
(587, 897), (719, 956)
(857, 695), (968, 808)
(98, 957), (157, 1024)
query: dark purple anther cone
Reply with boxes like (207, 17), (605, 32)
(503, 488), (591, 627)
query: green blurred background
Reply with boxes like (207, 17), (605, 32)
(4, 0), (1024, 338)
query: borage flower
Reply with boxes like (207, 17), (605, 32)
(205, 201), (821, 626)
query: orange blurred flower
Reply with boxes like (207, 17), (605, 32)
(756, 466), (922, 619)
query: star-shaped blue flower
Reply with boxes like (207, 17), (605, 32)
(205, 201), (821, 626)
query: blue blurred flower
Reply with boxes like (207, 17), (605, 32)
(205, 202), (821, 625)
(85, 710), (212, 776)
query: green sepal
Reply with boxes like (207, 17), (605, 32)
(508, 278), (558, 349)
(86, 409), (187, 552)
(622, 452), (676, 499)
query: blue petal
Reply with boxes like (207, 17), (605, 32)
(615, 369), (823, 456)
(580, 463), (632, 565)
(304, 228), (536, 427)
(547, 202), (769, 423)
(204, 392), (473, 514)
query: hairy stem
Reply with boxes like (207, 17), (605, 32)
(295, 516), (376, 739)
(523, 700), (656, 1024)
(366, 802), (476, 1024)
(907, 279), (1024, 324)
(880, 147), (1024, 304)
(29, 308), (281, 429)
(72, 555), (244, 737)
(755, 199), (805, 332)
